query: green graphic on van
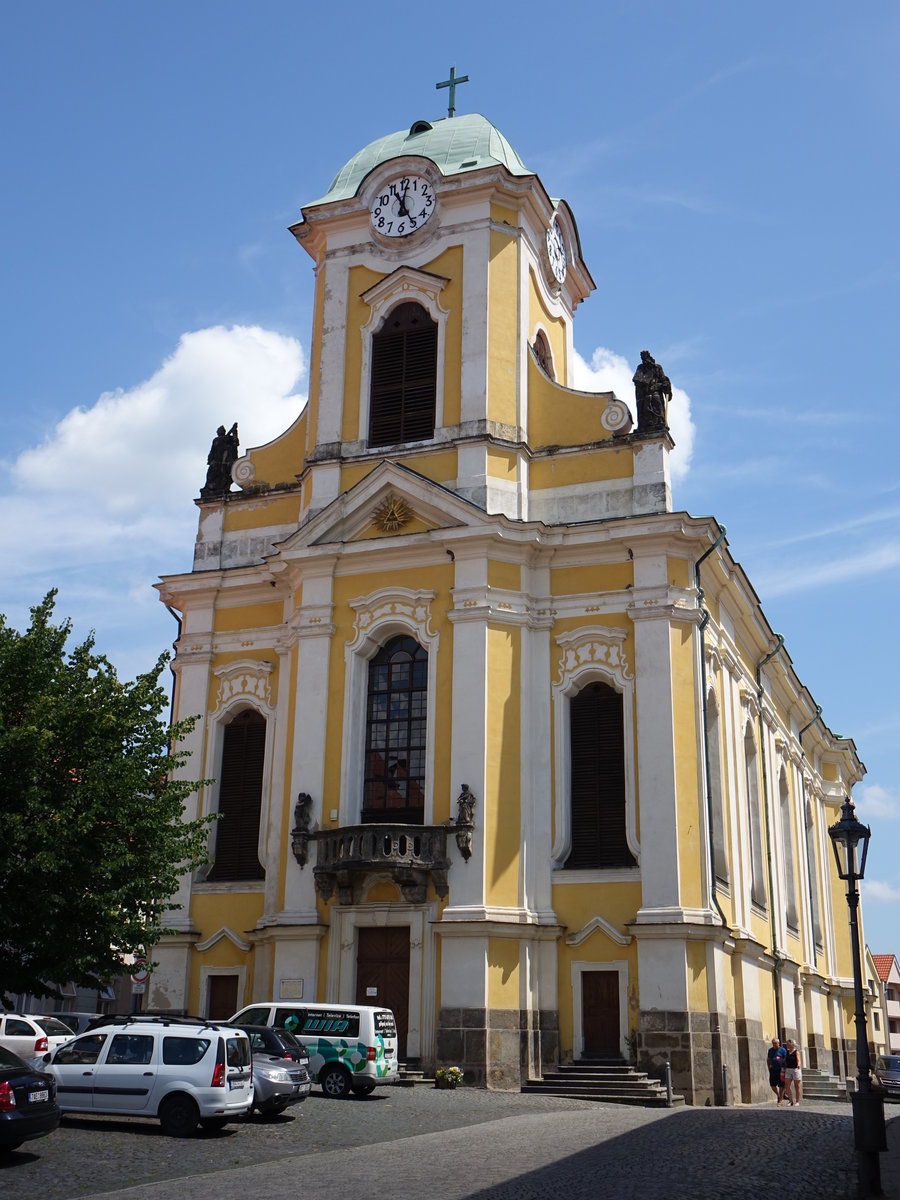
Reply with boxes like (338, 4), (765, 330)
(308, 1035), (391, 1077)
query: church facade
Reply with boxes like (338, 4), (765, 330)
(154, 110), (871, 1104)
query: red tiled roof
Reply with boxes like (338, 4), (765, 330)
(872, 954), (898, 980)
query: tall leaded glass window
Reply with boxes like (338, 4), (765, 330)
(207, 708), (266, 881)
(564, 680), (636, 870)
(363, 636), (427, 825)
(369, 302), (437, 447)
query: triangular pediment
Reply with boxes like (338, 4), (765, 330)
(271, 461), (494, 557)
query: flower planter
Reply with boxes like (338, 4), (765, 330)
(434, 1079), (457, 1090)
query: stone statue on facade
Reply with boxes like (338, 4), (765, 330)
(632, 351), (672, 433)
(200, 422), (239, 498)
(290, 792), (313, 868)
(455, 783), (476, 862)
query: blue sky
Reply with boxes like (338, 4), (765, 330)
(2, 3), (898, 951)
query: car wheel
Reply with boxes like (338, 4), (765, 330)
(351, 1082), (376, 1096)
(200, 1117), (229, 1132)
(320, 1065), (351, 1099)
(159, 1093), (200, 1137)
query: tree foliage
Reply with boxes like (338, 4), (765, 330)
(0, 592), (213, 1005)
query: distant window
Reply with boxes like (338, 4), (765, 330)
(208, 708), (266, 882)
(532, 331), (554, 378)
(745, 728), (767, 908)
(369, 302), (437, 447)
(780, 769), (798, 930)
(363, 636), (427, 825)
(707, 691), (728, 883)
(565, 681), (636, 870)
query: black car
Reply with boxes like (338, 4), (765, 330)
(235, 1025), (310, 1064)
(874, 1054), (900, 1100)
(0, 1046), (60, 1153)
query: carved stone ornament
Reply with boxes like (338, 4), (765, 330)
(290, 792), (314, 868)
(373, 493), (410, 532)
(600, 396), (633, 435)
(213, 659), (273, 713)
(455, 783), (476, 862)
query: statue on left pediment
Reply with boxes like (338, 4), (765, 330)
(200, 422), (239, 499)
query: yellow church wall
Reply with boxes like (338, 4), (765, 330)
(486, 447), (518, 481)
(304, 262), (328, 453)
(527, 355), (625, 452)
(530, 448), (634, 490)
(339, 450), (459, 497)
(822, 763), (838, 782)
(343, 265), (383, 443)
(490, 203), (519, 228)
(552, 883), (641, 948)
(667, 557), (692, 589)
(528, 267), (567, 381)
(190, 892), (264, 941)
(670, 623), (703, 909)
(487, 938), (520, 1010)
(488, 230), (519, 429)
(485, 625), (521, 908)
(487, 560), (521, 591)
(550, 564), (633, 596)
(223, 494), (302, 533)
(687, 941), (708, 1011)
(236, 408), (309, 495)
(212, 603), (284, 633)
(429, 245), (463, 428)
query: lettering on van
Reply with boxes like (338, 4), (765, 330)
(301, 1011), (360, 1038)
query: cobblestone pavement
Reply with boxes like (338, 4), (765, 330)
(0, 1087), (882, 1200)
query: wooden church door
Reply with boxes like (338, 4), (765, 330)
(581, 971), (620, 1057)
(356, 927), (411, 1059)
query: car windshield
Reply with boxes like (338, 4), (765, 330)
(37, 1017), (75, 1036)
(882, 1057), (900, 1071)
(0, 1047), (28, 1071)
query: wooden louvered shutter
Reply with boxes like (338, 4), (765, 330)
(565, 682), (635, 870)
(369, 302), (437, 446)
(208, 709), (266, 881)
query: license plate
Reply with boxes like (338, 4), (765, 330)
(228, 1078), (245, 1090)
(28, 1089), (49, 1104)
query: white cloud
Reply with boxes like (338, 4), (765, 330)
(861, 879), (900, 904)
(756, 540), (900, 598)
(855, 783), (900, 822)
(0, 325), (306, 671)
(572, 346), (695, 483)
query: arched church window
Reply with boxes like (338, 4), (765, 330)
(363, 635), (427, 825)
(564, 680), (635, 870)
(369, 302), (437, 447)
(745, 727), (767, 908)
(532, 330), (554, 378)
(207, 708), (266, 881)
(780, 768), (799, 931)
(707, 690), (729, 884)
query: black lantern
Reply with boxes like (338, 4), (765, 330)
(828, 795), (885, 1196)
(828, 796), (871, 882)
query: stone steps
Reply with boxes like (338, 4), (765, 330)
(800, 1066), (848, 1102)
(522, 1058), (684, 1107)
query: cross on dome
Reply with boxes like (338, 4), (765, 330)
(436, 65), (469, 118)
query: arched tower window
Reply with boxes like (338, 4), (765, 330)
(708, 690), (729, 884)
(745, 726), (766, 908)
(564, 680), (636, 870)
(207, 708), (266, 881)
(363, 635), (427, 825)
(532, 330), (554, 378)
(369, 302), (437, 447)
(780, 768), (799, 931)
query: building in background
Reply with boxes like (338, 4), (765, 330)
(154, 109), (875, 1103)
(874, 955), (900, 1054)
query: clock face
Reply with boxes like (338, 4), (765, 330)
(546, 220), (567, 283)
(370, 175), (436, 238)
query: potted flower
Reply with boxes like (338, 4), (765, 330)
(434, 1066), (464, 1090)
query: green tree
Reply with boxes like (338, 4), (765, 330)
(0, 592), (213, 1005)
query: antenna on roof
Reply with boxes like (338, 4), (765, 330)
(436, 65), (469, 118)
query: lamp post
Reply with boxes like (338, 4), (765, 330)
(828, 796), (886, 1197)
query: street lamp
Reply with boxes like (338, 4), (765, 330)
(828, 796), (886, 1197)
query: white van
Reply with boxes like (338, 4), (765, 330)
(45, 1016), (253, 1135)
(230, 1002), (399, 1098)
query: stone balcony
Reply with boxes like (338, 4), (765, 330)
(311, 823), (451, 905)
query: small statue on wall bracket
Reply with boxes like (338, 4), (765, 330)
(290, 792), (313, 868)
(632, 351), (672, 434)
(200, 421), (239, 499)
(455, 783), (476, 862)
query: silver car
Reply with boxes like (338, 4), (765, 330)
(238, 1026), (311, 1118)
(874, 1054), (900, 1100)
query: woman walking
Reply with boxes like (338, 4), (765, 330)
(784, 1038), (802, 1106)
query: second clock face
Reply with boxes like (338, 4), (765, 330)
(546, 220), (567, 283)
(370, 175), (436, 238)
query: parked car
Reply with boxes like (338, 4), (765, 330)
(44, 1016), (253, 1136)
(0, 1015), (74, 1070)
(230, 1003), (399, 1098)
(235, 1026), (311, 1117)
(0, 1046), (60, 1154)
(874, 1054), (900, 1100)
(46, 1012), (104, 1036)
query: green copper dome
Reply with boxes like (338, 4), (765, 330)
(307, 113), (533, 208)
